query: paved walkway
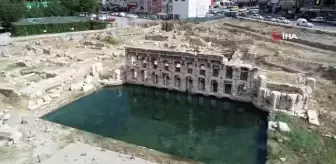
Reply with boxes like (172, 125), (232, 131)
(43, 143), (156, 164)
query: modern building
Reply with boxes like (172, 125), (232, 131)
(105, 0), (211, 19)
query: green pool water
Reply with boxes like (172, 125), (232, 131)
(43, 84), (268, 164)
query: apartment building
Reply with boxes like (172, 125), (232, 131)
(105, 0), (211, 19)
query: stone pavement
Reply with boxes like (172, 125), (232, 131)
(43, 143), (156, 164)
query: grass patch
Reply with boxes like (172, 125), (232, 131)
(267, 113), (336, 164)
(0, 146), (17, 161)
(287, 129), (320, 153)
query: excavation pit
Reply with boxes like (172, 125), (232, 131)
(43, 85), (268, 163)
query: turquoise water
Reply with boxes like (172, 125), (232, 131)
(43, 84), (268, 164)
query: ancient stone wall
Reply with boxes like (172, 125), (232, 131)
(122, 47), (315, 112)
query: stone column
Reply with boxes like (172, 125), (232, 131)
(270, 91), (281, 109)
(257, 87), (266, 104)
(231, 80), (238, 96)
(286, 94), (297, 111)
(303, 94), (309, 110)
(232, 66), (240, 80)
(205, 78), (211, 93)
(158, 72), (164, 87)
(278, 93), (287, 110)
(218, 80), (224, 96)
(181, 75), (186, 91)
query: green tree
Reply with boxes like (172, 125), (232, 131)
(25, 6), (45, 18)
(78, 0), (99, 13)
(0, 0), (25, 25)
(59, 0), (80, 15)
(43, 1), (70, 17)
(60, 0), (99, 15)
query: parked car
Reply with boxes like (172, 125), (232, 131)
(264, 16), (276, 22)
(296, 18), (314, 28)
(127, 14), (138, 18)
(310, 17), (325, 23)
(98, 14), (107, 20)
(105, 17), (116, 22)
(251, 14), (263, 20)
(276, 17), (290, 24)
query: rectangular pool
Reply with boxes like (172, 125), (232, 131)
(43, 84), (268, 164)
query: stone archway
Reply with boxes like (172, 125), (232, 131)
(174, 75), (181, 88)
(152, 72), (158, 84)
(186, 77), (193, 91)
(175, 61), (181, 72)
(198, 78), (205, 91)
(152, 58), (158, 69)
(163, 73), (170, 85)
(211, 80), (218, 93)
(131, 69), (137, 79)
(163, 60), (169, 71)
(200, 64), (206, 76)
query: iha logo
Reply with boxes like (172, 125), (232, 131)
(272, 31), (298, 41)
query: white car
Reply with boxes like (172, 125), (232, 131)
(98, 14), (107, 20)
(251, 14), (263, 20)
(127, 14), (138, 18)
(264, 16), (276, 22)
(297, 18), (314, 28)
(276, 17), (290, 24)
(310, 17), (325, 23)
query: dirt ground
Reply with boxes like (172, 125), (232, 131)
(0, 20), (336, 164)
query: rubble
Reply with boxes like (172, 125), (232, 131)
(0, 125), (23, 146)
(27, 99), (44, 110)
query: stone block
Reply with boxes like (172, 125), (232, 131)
(278, 121), (290, 132)
(70, 82), (84, 91)
(305, 77), (316, 90)
(43, 47), (51, 55)
(82, 84), (94, 92)
(85, 75), (93, 84)
(92, 63), (103, 78)
(307, 110), (320, 125)
(42, 95), (52, 102)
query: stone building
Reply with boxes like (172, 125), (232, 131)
(121, 46), (315, 112)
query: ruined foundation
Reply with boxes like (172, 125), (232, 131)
(120, 47), (315, 112)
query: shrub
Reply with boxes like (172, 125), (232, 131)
(11, 20), (107, 36)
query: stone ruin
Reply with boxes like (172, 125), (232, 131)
(118, 46), (315, 113)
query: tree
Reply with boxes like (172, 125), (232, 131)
(43, 1), (70, 17)
(78, 0), (99, 13)
(0, 0), (25, 25)
(25, 6), (45, 18)
(60, 0), (99, 15)
(59, 0), (80, 15)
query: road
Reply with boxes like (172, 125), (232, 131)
(110, 16), (156, 28)
(254, 14), (336, 32)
